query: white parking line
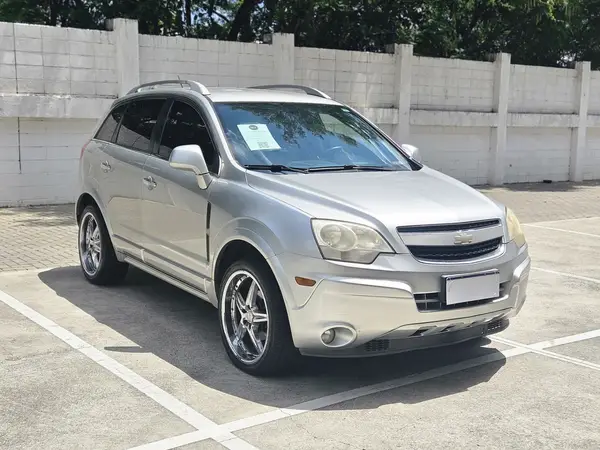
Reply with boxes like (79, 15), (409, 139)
(493, 336), (600, 372)
(0, 288), (258, 449)
(532, 267), (600, 284)
(524, 223), (600, 238)
(531, 329), (600, 350)
(5, 276), (600, 450)
(133, 328), (600, 450)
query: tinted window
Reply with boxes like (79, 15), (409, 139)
(115, 99), (165, 153)
(158, 101), (218, 171)
(214, 102), (412, 171)
(95, 104), (127, 142)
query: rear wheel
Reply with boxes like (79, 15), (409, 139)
(218, 259), (298, 376)
(78, 205), (128, 285)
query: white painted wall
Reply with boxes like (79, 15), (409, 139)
(505, 128), (571, 183)
(410, 125), (491, 185)
(1, 19), (600, 206)
(411, 57), (495, 112)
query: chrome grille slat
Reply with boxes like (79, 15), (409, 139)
(396, 219), (501, 234)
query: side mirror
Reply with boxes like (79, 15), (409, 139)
(400, 144), (422, 164)
(169, 144), (211, 189)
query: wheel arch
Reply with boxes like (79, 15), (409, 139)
(75, 191), (113, 236)
(210, 232), (294, 315)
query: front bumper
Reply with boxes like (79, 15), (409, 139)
(273, 244), (530, 357)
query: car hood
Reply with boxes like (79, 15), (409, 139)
(245, 167), (505, 229)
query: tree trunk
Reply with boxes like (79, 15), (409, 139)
(185, 0), (192, 35)
(227, 0), (256, 41)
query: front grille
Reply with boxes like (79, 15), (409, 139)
(364, 339), (390, 352)
(397, 219), (501, 234)
(414, 282), (508, 312)
(407, 237), (502, 261)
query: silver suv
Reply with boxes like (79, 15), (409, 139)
(77, 80), (531, 376)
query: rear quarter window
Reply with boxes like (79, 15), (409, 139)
(115, 99), (166, 153)
(95, 104), (127, 142)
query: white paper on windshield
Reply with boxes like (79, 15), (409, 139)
(237, 124), (281, 151)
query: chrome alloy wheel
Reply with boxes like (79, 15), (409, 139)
(79, 212), (102, 276)
(221, 270), (270, 364)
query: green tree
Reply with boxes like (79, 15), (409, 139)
(0, 0), (593, 68)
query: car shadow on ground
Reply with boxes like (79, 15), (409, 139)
(38, 266), (506, 410)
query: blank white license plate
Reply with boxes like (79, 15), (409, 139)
(444, 270), (500, 305)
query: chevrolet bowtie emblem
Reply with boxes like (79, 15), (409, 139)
(454, 232), (474, 245)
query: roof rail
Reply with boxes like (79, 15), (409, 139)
(248, 84), (331, 99)
(127, 80), (211, 96)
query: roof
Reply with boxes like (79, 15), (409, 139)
(125, 81), (340, 105)
(206, 87), (339, 105)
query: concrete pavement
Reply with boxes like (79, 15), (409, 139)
(1, 182), (599, 449)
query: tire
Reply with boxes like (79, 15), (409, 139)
(218, 258), (298, 376)
(78, 205), (128, 285)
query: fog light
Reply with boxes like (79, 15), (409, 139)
(321, 329), (335, 345)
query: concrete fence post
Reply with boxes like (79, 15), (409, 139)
(106, 18), (140, 96)
(269, 33), (295, 84)
(489, 52), (511, 186)
(392, 44), (413, 145)
(570, 61), (591, 182)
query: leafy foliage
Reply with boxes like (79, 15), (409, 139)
(0, 0), (597, 67)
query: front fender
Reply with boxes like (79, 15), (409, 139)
(209, 220), (296, 311)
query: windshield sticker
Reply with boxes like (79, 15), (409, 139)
(237, 124), (281, 151)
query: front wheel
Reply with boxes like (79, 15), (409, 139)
(218, 259), (298, 376)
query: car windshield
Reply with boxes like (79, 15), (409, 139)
(213, 102), (413, 171)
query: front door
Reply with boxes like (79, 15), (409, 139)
(105, 98), (167, 257)
(141, 100), (220, 288)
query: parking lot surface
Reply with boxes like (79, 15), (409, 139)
(1, 181), (600, 449)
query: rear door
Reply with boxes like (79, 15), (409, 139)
(104, 98), (168, 256)
(89, 102), (127, 220)
(140, 99), (220, 287)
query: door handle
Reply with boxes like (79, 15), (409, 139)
(143, 175), (157, 190)
(100, 161), (111, 172)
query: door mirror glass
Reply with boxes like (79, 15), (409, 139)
(400, 144), (422, 164)
(169, 144), (211, 189)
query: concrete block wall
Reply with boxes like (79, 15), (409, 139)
(1, 18), (600, 206)
(294, 48), (395, 108)
(0, 22), (117, 97)
(411, 57), (495, 112)
(0, 118), (96, 205)
(509, 64), (577, 114)
(139, 35), (274, 87)
(409, 126), (491, 185)
(587, 72), (600, 115)
(505, 128), (572, 183)
(585, 129), (600, 180)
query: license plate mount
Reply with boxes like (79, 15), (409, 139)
(443, 270), (500, 306)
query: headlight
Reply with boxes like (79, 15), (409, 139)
(311, 219), (394, 263)
(506, 208), (526, 248)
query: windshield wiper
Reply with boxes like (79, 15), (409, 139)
(243, 164), (309, 174)
(305, 165), (396, 173)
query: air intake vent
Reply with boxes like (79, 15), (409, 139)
(486, 319), (505, 333)
(414, 282), (508, 311)
(364, 339), (390, 352)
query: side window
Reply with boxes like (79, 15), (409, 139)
(115, 99), (165, 153)
(158, 101), (218, 172)
(95, 104), (127, 142)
